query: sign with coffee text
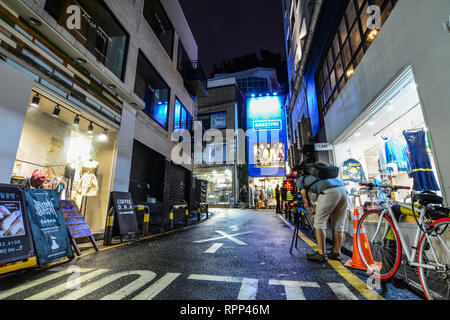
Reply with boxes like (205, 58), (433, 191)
(111, 192), (139, 239)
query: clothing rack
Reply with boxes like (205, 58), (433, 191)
(373, 103), (420, 137)
(15, 159), (66, 168)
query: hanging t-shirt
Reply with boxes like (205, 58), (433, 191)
(342, 158), (367, 183)
(385, 139), (409, 172)
(379, 137), (409, 174)
(403, 130), (439, 191)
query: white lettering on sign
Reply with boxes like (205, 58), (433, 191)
(33, 199), (58, 218)
(314, 143), (333, 151)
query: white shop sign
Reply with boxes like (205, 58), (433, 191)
(315, 143), (334, 151)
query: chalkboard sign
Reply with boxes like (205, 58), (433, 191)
(25, 189), (74, 266)
(0, 184), (35, 264)
(111, 192), (139, 239)
(61, 200), (98, 255)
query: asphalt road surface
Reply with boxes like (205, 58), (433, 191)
(0, 208), (422, 301)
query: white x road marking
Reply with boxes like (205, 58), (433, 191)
(194, 231), (252, 246)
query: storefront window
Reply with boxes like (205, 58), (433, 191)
(254, 143), (285, 168)
(195, 170), (233, 205)
(333, 73), (440, 208)
(249, 177), (285, 208)
(11, 92), (116, 231)
(44, 0), (129, 80)
(134, 50), (170, 129)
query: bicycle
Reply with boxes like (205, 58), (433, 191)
(356, 183), (450, 300)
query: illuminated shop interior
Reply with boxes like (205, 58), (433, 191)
(11, 91), (117, 231)
(334, 73), (441, 207)
(195, 169), (233, 205)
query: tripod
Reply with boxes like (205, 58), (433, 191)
(290, 198), (314, 254)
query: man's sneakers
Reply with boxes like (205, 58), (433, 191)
(326, 252), (342, 262)
(306, 252), (327, 262)
(306, 251), (343, 263)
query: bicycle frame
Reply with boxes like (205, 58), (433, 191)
(370, 198), (447, 271)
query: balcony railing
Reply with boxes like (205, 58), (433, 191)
(179, 60), (208, 97)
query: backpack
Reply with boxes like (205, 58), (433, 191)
(305, 162), (339, 180)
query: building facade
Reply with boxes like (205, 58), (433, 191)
(210, 67), (281, 97)
(283, 0), (450, 205)
(194, 77), (246, 206)
(0, 0), (206, 231)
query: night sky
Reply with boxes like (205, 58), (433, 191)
(179, 0), (286, 77)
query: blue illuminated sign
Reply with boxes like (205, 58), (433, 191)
(246, 95), (287, 178)
(253, 120), (282, 131)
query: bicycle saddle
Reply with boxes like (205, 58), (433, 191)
(415, 192), (443, 205)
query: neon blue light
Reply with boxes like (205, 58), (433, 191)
(246, 95), (287, 178)
(152, 103), (168, 127)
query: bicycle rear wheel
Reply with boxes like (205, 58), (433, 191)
(417, 218), (450, 300)
(357, 210), (402, 280)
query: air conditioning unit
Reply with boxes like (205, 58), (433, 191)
(288, 144), (302, 169)
(297, 118), (313, 148)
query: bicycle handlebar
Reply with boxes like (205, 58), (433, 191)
(359, 183), (411, 191)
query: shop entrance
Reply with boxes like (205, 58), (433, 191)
(11, 91), (117, 231)
(195, 169), (233, 205)
(249, 177), (284, 208)
(333, 70), (441, 207)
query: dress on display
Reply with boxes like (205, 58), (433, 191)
(403, 130), (439, 191)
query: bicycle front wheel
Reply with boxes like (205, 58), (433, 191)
(357, 210), (402, 280)
(417, 217), (450, 300)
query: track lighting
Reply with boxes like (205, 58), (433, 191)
(88, 121), (94, 134)
(73, 115), (80, 126)
(30, 94), (40, 107)
(52, 105), (61, 117)
(98, 129), (108, 142)
(29, 17), (41, 26)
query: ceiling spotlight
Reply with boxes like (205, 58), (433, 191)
(98, 129), (108, 142)
(88, 121), (94, 134)
(52, 105), (61, 117)
(73, 115), (80, 127)
(30, 94), (40, 107)
(76, 58), (87, 64)
(29, 17), (42, 26)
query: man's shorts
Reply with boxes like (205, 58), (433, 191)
(314, 186), (349, 232)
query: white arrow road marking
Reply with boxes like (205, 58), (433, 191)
(204, 243), (224, 253)
(133, 273), (181, 300)
(194, 231), (252, 245)
(188, 274), (258, 300)
(0, 268), (94, 300)
(25, 269), (109, 300)
(327, 283), (358, 300)
(269, 280), (320, 300)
